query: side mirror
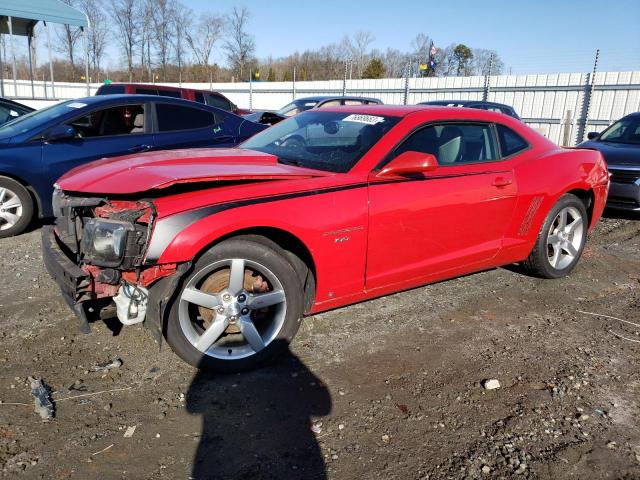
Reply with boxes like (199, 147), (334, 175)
(587, 131), (600, 140)
(377, 151), (438, 178)
(47, 124), (77, 142)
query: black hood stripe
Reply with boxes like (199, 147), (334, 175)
(144, 171), (496, 262)
(145, 182), (368, 262)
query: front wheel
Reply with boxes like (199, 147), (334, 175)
(522, 193), (588, 278)
(166, 238), (304, 372)
(0, 177), (33, 238)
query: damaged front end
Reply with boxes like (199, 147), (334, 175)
(43, 188), (187, 341)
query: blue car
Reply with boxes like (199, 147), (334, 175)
(0, 95), (266, 237)
(579, 112), (640, 212)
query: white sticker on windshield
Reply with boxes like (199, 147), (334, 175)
(342, 114), (384, 125)
(67, 102), (87, 109)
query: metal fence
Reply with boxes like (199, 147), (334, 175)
(6, 70), (640, 146)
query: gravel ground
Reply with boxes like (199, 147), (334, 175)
(0, 213), (639, 480)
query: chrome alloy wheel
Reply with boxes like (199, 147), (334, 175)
(546, 205), (584, 270)
(178, 258), (287, 360)
(0, 187), (23, 231)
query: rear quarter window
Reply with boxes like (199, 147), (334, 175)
(204, 94), (232, 111)
(156, 103), (219, 132)
(496, 124), (529, 156)
(96, 85), (126, 95)
(157, 90), (182, 98)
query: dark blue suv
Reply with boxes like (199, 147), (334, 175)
(0, 95), (266, 237)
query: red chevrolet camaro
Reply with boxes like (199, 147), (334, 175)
(43, 105), (609, 371)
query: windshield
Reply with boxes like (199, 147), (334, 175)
(276, 100), (319, 117)
(241, 111), (401, 173)
(599, 116), (640, 144)
(0, 100), (82, 137)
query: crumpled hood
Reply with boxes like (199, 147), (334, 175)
(56, 148), (329, 194)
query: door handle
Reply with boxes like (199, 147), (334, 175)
(492, 176), (513, 187)
(128, 144), (152, 153)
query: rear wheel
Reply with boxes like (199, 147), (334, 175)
(166, 239), (304, 372)
(522, 194), (587, 278)
(0, 177), (33, 238)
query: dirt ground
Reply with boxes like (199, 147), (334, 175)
(0, 213), (639, 480)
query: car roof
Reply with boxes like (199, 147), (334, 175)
(420, 99), (513, 109)
(316, 104), (522, 121)
(98, 83), (227, 96)
(62, 94), (217, 106)
(295, 95), (381, 103)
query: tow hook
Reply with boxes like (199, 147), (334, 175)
(113, 283), (149, 326)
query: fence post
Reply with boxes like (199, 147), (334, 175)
(561, 109), (573, 146)
(342, 62), (347, 96)
(403, 63), (410, 105)
(249, 69), (253, 111)
(292, 66), (296, 100)
(483, 53), (494, 102)
(575, 49), (599, 144)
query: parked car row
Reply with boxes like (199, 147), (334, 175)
(0, 86), (635, 372)
(0, 95), (267, 237)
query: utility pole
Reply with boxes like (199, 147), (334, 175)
(292, 66), (296, 100)
(576, 49), (600, 144)
(403, 62), (410, 105)
(342, 61), (347, 96)
(483, 53), (494, 102)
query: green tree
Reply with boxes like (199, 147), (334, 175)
(453, 44), (473, 76)
(362, 58), (386, 79)
(283, 70), (292, 82)
(267, 67), (276, 81)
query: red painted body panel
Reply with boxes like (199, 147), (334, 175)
(57, 106), (610, 316)
(56, 149), (329, 194)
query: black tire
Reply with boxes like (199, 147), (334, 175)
(0, 176), (33, 238)
(166, 238), (304, 372)
(522, 193), (588, 279)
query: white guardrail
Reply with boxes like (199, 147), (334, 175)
(4, 71), (640, 146)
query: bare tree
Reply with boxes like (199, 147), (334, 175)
(111, 0), (140, 82)
(223, 6), (255, 80)
(139, 0), (153, 81)
(186, 14), (223, 66)
(411, 33), (432, 63)
(78, 0), (110, 80)
(55, 0), (81, 75)
(471, 48), (504, 76)
(186, 13), (224, 79)
(150, 0), (176, 80)
(352, 31), (375, 78)
(172, 2), (191, 84)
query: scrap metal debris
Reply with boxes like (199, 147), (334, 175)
(28, 377), (54, 420)
(91, 358), (123, 372)
(123, 425), (137, 438)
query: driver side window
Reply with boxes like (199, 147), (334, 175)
(67, 104), (145, 138)
(395, 123), (498, 165)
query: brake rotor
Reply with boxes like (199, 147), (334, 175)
(198, 267), (269, 334)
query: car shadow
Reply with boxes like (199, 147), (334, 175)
(187, 343), (331, 480)
(602, 208), (640, 221)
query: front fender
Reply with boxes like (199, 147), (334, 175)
(146, 185), (369, 304)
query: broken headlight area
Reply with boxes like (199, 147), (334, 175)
(81, 218), (134, 267)
(53, 189), (153, 269)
